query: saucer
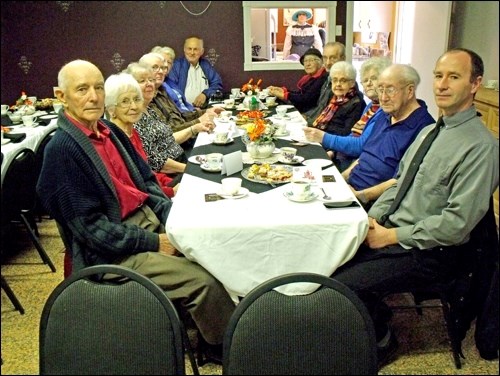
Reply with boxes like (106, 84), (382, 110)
(278, 155), (304, 165)
(216, 187), (250, 199)
(212, 137), (234, 145)
(283, 191), (317, 203)
(1, 138), (11, 145)
(274, 130), (290, 137)
(201, 163), (222, 172)
(188, 155), (206, 165)
(39, 114), (58, 120)
(273, 115), (291, 120)
(224, 105), (235, 110)
(302, 159), (333, 168)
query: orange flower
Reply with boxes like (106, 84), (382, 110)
(245, 118), (276, 144)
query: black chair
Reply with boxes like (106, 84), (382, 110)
(39, 264), (199, 375)
(223, 272), (378, 375)
(1, 148), (56, 272)
(382, 198), (499, 369)
(1, 275), (25, 314)
(33, 129), (56, 221)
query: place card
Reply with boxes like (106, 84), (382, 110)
(205, 193), (224, 202)
(221, 150), (243, 176)
(322, 175), (335, 182)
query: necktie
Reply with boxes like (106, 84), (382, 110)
(380, 117), (444, 224)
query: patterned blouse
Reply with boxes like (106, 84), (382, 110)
(133, 107), (185, 172)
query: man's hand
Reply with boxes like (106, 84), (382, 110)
(158, 233), (180, 256)
(193, 93), (207, 108)
(364, 217), (397, 249)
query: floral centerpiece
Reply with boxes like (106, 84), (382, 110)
(242, 117), (277, 159)
(241, 78), (263, 94)
(10, 91), (36, 115)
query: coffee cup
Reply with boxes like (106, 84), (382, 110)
(231, 88), (241, 98)
(223, 98), (235, 108)
(1, 104), (9, 115)
(266, 96), (276, 106)
(22, 114), (38, 127)
(275, 105), (288, 118)
(53, 102), (64, 113)
(291, 180), (311, 199)
(206, 153), (223, 169)
(221, 177), (242, 195)
(214, 131), (229, 143)
(280, 147), (297, 163)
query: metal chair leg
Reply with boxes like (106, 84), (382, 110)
(19, 213), (56, 272)
(1, 276), (25, 314)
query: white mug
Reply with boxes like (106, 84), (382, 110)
(221, 177), (242, 195)
(214, 131), (229, 143)
(231, 88), (241, 98)
(1, 104), (9, 115)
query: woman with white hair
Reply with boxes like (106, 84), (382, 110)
(104, 72), (178, 197)
(282, 9), (323, 60)
(311, 61), (366, 136)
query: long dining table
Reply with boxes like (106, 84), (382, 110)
(165, 105), (369, 300)
(1, 114), (58, 185)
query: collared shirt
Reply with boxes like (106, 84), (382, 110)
(69, 116), (148, 219)
(348, 99), (435, 190)
(369, 106), (499, 249)
(185, 63), (208, 104)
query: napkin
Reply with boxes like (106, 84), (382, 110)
(221, 150), (243, 176)
(4, 132), (26, 143)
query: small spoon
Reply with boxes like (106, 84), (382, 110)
(320, 187), (331, 200)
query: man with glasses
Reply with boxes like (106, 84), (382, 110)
(168, 36), (223, 108)
(341, 64), (435, 206)
(267, 48), (328, 113)
(303, 42), (346, 124)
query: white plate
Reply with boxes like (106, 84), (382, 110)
(272, 115), (291, 120)
(302, 159), (333, 168)
(39, 114), (58, 120)
(283, 191), (318, 203)
(188, 155), (206, 165)
(33, 110), (48, 117)
(278, 155), (304, 165)
(201, 163), (222, 172)
(277, 105), (294, 110)
(212, 137), (234, 145)
(1, 138), (11, 145)
(216, 187), (250, 199)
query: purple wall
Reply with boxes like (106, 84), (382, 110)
(1, 1), (346, 104)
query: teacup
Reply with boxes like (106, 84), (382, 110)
(206, 153), (223, 169)
(8, 112), (22, 123)
(214, 131), (229, 143)
(274, 120), (287, 135)
(291, 180), (311, 199)
(53, 102), (64, 113)
(1, 104), (9, 115)
(221, 177), (242, 195)
(280, 147), (297, 163)
(266, 96), (276, 106)
(28, 96), (37, 106)
(223, 98), (235, 108)
(231, 88), (241, 98)
(275, 105), (288, 118)
(22, 114), (38, 127)
(261, 88), (270, 97)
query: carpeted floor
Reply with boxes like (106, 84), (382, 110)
(1, 219), (498, 375)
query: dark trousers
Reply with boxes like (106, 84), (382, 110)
(332, 244), (465, 339)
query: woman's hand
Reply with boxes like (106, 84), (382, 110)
(268, 86), (285, 100)
(195, 121), (214, 134)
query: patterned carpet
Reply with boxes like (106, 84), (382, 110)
(1, 219), (498, 375)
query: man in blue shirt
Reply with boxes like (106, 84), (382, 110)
(167, 36), (223, 108)
(341, 64), (435, 205)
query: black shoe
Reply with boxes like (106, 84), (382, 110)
(203, 343), (223, 365)
(377, 329), (399, 369)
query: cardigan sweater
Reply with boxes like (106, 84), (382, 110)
(36, 113), (172, 273)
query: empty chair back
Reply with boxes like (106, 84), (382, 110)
(223, 273), (378, 375)
(40, 264), (194, 375)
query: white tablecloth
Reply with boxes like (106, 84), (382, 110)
(166, 115), (369, 298)
(1, 119), (58, 185)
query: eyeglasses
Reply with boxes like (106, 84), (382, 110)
(116, 97), (143, 108)
(361, 76), (378, 84)
(303, 58), (321, 64)
(137, 78), (155, 85)
(375, 83), (412, 97)
(332, 78), (353, 85)
(151, 65), (166, 72)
